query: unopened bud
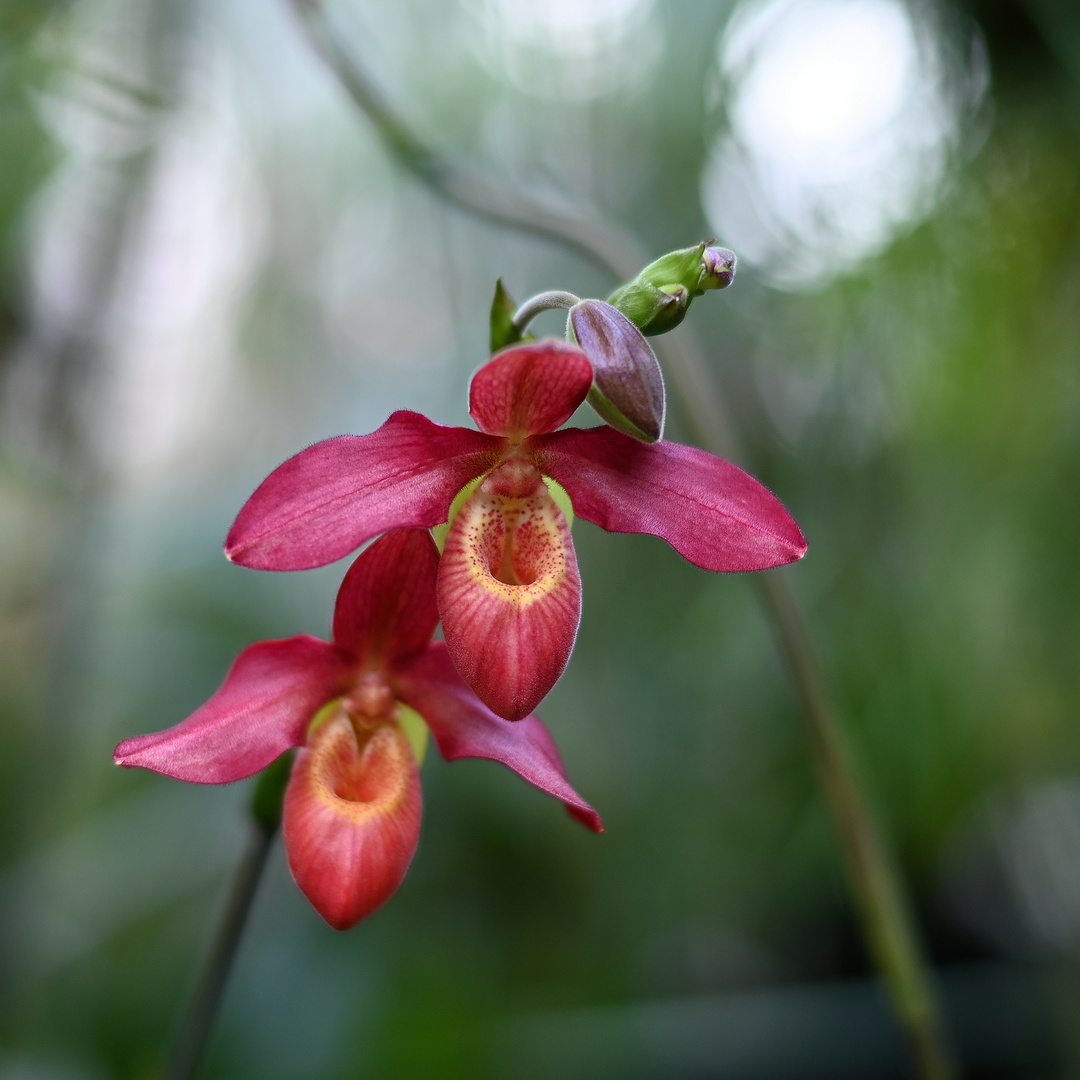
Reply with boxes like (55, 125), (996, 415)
(699, 246), (736, 290)
(607, 241), (737, 336)
(570, 299), (665, 442)
(606, 280), (690, 337)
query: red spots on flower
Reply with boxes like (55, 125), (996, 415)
(439, 480), (581, 722)
(221, 340), (807, 722)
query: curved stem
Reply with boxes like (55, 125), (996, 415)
(286, 0), (646, 277)
(165, 821), (276, 1080)
(754, 571), (955, 1080)
(513, 290), (581, 332)
(283, 5), (958, 1077)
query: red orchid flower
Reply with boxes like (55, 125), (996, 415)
(224, 341), (807, 721)
(114, 528), (600, 931)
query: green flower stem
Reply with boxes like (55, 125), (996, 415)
(755, 570), (955, 1080)
(165, 816), (276, 1080)
(284, 4), (958, 1076)
(512, 291), (581, 333)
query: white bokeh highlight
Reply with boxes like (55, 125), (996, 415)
(466, 0), (661, 100)
(702, 0), (965, 288)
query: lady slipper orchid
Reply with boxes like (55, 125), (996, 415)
(225, 341), (808, 721)
(114, 528), (601, 930)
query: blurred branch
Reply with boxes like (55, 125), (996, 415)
(284, 3), (958, 1077)
(755, 571), (956, 1080)
(289, 0), (644, 275)
(165, 818), (277, 1080)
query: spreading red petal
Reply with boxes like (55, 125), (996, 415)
(283, 712), (422, 930)
(333, 529), (440, 669)
(531, 427), (808, 571)
(437, 478), (581, 721)
(225, 411), (502, 571)
(394, 644), (602, 832)
(113, 637), (356, 783)
(469, 341), (593, 441)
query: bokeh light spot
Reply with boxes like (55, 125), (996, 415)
(702, 0), (971, 288)
(466, 0), (662, 100)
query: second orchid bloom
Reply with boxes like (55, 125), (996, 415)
(116, 529), (600, 930)
(225, 341), (807, 721)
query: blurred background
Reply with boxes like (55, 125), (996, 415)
(0, 0), (1078, 1075)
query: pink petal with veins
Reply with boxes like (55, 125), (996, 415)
(283, 711), (422, 930)
(333, 529), (440, 670)
(113, 637), (356, 783)
(437, 469), (581, 721)
(469, 341), (593, 441)
(225, 411), (501, 571)
(532, 427), (808, 571)
(394, 643), (601, 832)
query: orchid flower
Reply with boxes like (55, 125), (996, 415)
(114, 528), (600, 930)
(224, 341), (807, 721)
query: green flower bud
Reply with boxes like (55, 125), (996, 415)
(606, 280), (689, 336)
(606, 242), (737, 336)
(636, 243), (708, 293)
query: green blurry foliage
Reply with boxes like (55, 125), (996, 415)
(0, 2), (66, 351)
(1, 0), (1079, 1077)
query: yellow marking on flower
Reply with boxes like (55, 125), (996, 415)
(431, 475), (484, 553)
(396, 703), (429, 765)
(305, 713), (415, 822)
(452, 485), (574, 610)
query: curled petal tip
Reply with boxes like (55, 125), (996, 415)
(566, 803), (603, 833)
(111, 637), (355, 784)
(533, 428), (809, 573)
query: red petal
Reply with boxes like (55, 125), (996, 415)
(333, 529), (440, 669)
(225, 412), (502, 570)
(532, 427), (808, 571)
(437, 479), (581, 721)
(113, 637), (356, 783)
(469, 341), (593, 440)
(283, 712), (422, 930)
(394, 644), (602, 832)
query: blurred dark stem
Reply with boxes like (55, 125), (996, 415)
(285, 2), (958, 1077)
(164, 819), (276, 1080)
(165, 753), (292, 1079)
(754, 571), (954, 1080)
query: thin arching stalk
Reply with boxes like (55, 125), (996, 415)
(283, 4), (957, 1076)
(164, 821), (276, 1080)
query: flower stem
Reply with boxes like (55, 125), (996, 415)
(164, 817), (276, 1080)
(283, 5), (958, 1075)
(512, 291), (581, 333)
(754, 571), (955, 1079)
